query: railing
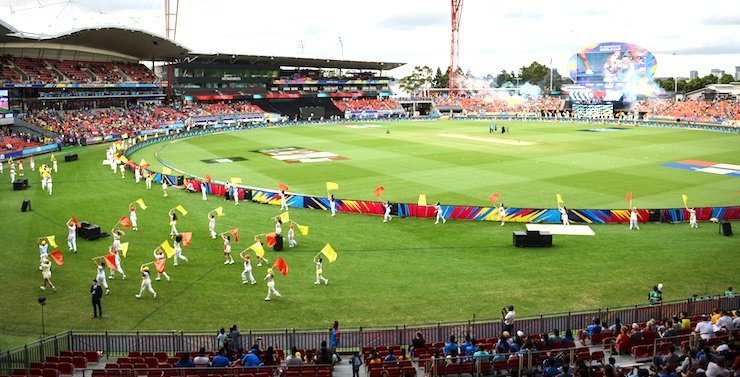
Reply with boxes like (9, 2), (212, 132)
(2, 296), (737, 371)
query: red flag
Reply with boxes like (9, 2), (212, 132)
(154, 258), (166, 273)
(49, 250), (63, 266)
(374, 186), (385, 198)
(273, 257), (289, 277)
(488, 193), (500, 203)
(266, 232), (277, 247)
(204, 174), (213, 184)
(119, 216), (132, 228)
(229, 228), (240, 242)
(71, 215), (81, 228)
(278, 182), (289, 191)
(181, 232), (192, 246)
(626, 192), (633, 203)
(104, 254), (118, 269)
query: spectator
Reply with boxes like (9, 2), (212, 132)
(316, 340), (333, 365)
(242, 349), (261, 367)
(411, 332), (426, 358)
(176, 352), (194, 368)
(211, 348), (231, 367)
(694, 315), (716, 340)
(193, 348), (209, 367)
(285, 347), (303, 366)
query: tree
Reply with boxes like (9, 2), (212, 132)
(398, 66), (433, 95)
(495, 70), (512, 87)
(432, 67), (446, 88)
(719, 73), (734, 84)
(520, 61), (550, 87)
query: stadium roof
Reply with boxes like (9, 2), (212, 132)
(0, 19), (189, 61)
(183, 53), (405, 71)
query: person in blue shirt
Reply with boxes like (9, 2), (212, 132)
(211, 349), (231, 367)
(444, 335), (458, 356)
(242, 349), (262, 367)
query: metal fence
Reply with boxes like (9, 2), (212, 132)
(2, 296), (737, 371)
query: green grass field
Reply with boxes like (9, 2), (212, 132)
(0, 120), (738, 349)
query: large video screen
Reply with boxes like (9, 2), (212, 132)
(567, 42), (657, 93)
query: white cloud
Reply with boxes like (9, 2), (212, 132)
(0, 0), (738, 78)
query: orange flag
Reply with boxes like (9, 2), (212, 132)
(273, 257), (289, 277)
(181, 232), (192, 246)
(154, 258), (166, 273)
(278, 182), (289, 191)
(49, 250), (63, 266)
(266, 232), (277, 247)
(104, 254), (118, 269)
(119, 216), (132, 228)
(488, 193), (500, 203)
(374, 186), (385, 198)
(229, 228), (240, 242)
(71, 215), (82, 228)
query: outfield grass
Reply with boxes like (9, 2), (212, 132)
(138, 120), (740, 208)
(0, 120), (737, 341)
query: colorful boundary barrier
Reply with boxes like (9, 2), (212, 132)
(122, 121), (740, 224)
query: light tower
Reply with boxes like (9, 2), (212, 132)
(164, 0), (179, 102)
(449, 0), (464, 97)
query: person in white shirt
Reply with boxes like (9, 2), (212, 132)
(694, 315), (715, 340)
(383, 201), (392, 222)
(40, 258), (56, 291)
(129, 207), (138, 231)
(108, 247), (126, 280)
(629, 208), (640, 230)
(288, 223), (297, 247)
(329, 194), (336, 216)
(135, 265), (157, 299)
(687, 208), (698, 228)
(208, 214), (217, 239)
(152, 249), (170, 281)
(201, 180), (208, 201)
(240, 253), (256, 285)
(66, 219), (77, 253)
(434, 202), (446, 224)
(172, 234), (189, 266)
(280, 190), (289, 211)
(92, 259), (110, 295)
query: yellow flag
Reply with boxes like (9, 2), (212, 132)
(162, 167), (172, 175)
(119, 156), (129, 164)
(135, 198), (147, 210)
(50, 154), (56, 162)
(159, 241), (175, 258)
(320, 243), (337, 263)
(681, 194), (688, 206)
(120, 242), (129, 258)
(326, 182), (339, 191)
(279, 212), (290, 223)
(417, 194), (427, 206)
(45, 235), (58, 248)
(230, 177), (243, 184)
(175, 205), (188, 216)
(556, 193), (564, 204)
(214, 206), (224, 217)
(297, 224), (309, 236)
(250, 241), (265, 258)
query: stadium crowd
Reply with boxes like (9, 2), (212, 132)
(634, 99), (740, 123)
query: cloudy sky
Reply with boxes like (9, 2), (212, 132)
(1, 0), (739, 79)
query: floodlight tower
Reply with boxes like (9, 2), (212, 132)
(164, 0), (179, 102)
(165, 0), (179, 40)
(449, 0), (463, 97)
